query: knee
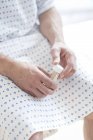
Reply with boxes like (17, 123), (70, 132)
(29, 132), (43, 140)
(84, 112), (93, 120)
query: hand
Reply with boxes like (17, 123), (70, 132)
(50, 42), (77, 79)
(8, 61), (57, 98)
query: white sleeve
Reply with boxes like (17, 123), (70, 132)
(36, 0), (54, 15)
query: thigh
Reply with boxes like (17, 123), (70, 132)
(29, 132), (43, 140)
(85, 112), (93, 120)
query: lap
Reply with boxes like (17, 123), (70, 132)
(0, 32), (93, 139)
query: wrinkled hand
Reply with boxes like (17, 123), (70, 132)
(50, 42), (77, 78)
(9, 61), (57, 98)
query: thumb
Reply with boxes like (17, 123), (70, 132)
(50, 47), (61, 65)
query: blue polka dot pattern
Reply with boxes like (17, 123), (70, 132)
(0, 32), (93, 139)
(0, 0), (54, 42)
(0, 0), (93, 139)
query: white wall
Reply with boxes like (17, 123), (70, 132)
(54, 0), (93, 25)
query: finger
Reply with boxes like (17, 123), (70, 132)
(37, 83), (54, 95)
(60, 57), (67, 68)
(50, 47), (61, 64)
(38, 68), (57, 90)
(25, 89), (36, 97)
(38, 67), (50, 77)
(62, 69), (75, 78)
(35, 89), (47, 98)
(67, 55), (76, 67)
(59, 64), (72, 79)
(60, 65), (76, 79)
(41, 75), (57, 90)
(29, 88), (46, 98)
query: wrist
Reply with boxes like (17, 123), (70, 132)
(0, 55), (16, 77)
(52, 41), (67, 50)
(54, 36), (64, 44)
(50, 35), (65, 46)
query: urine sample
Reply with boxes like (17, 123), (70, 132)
(51, 64), (63, 81)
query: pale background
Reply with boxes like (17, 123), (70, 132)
(54, 0), (93, 25)
(45, 0), (93, 140)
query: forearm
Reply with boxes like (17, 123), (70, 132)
(0, 54), (15, 77)
(39, 7), (64, 46)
